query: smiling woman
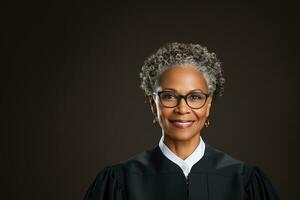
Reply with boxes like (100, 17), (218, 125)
(83, 42), (280, 200)
(149, 66), (212, 160)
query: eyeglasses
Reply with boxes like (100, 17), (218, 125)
(153, 90), (209, 109)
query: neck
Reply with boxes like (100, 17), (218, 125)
(162, 133), (201, 160)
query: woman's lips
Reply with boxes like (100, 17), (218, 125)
(170, 120), (195, 128)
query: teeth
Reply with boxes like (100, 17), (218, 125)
(171, 120), (194, 128)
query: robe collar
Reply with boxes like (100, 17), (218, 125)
(158, 134), (205, 178)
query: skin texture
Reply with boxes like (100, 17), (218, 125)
(148, 65), (212, 160)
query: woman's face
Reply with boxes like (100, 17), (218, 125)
(149, 65), (212, 142)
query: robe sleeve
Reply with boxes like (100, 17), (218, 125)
(84, 166), (126, 200)
(245, 166), (280, 200)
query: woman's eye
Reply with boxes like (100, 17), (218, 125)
(191, 95), (200, 100)
(161, 93), (176, 100)
(189, 94), (203, 101)
(165, 95), (175, 99)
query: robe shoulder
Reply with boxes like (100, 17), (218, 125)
(201, 144), (252, 175)
(244, 166), (280, 199)
(84, 164), (126, 200)
(202, 145), (280, 199)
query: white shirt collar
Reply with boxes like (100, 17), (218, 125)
(159, 134), (206, 178)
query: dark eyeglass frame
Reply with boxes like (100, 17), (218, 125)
(153, 89), (210, 109)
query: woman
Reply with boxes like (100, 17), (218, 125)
(84, 42), (280, 200)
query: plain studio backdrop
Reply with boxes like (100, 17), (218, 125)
(2, 1), (299, 200)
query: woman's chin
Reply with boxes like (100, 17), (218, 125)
(164, 130), (199, 142)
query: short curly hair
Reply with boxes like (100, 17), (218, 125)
(139, 42), (225, 100)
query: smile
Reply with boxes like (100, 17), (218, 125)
(170, 120), (195, 128)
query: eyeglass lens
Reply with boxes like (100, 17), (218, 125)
(159, 91), (207, 109)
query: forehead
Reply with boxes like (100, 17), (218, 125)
(157, 65), (208, 93)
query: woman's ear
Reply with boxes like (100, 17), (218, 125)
(147, 95), (157, 116)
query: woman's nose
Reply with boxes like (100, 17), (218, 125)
(175, 98), (191, 114)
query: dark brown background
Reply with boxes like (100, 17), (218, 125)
(2, 1), (299, 199)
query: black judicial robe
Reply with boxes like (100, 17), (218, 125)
(84, 144), (280, 200)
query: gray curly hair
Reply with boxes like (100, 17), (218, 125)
(139, 42), (225, 100)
